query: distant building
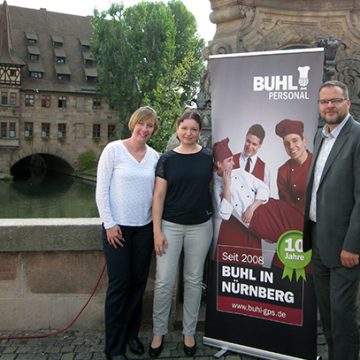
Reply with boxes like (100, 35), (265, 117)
(0, 1), (118, 174)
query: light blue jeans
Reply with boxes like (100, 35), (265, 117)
(152, 218), (213, 336)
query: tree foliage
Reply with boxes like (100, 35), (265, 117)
(91, 0), (205, 151)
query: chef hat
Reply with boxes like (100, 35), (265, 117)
(275, 119), (304, 138)
(213, 137), (233, 163)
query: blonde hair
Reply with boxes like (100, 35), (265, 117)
(128, 106), (159, 134)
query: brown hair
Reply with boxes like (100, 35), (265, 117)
(176, 110), (202, 130)
(319, 80), (349, 99)
(247, 124), (265, 143)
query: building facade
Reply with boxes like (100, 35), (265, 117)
(0, 1), (118, 174)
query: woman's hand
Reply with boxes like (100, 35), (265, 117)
(106, 225), (125, 248)
(222, 169), (232, 202)
(242, 206), (255, 225)
(222, 169), (232, 188)
(242, 200), (265, 225)
(154, 231), (168, 256)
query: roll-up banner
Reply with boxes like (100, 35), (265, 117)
(205, 48), (324, 360)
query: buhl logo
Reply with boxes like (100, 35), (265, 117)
(253, 66), (310, 100)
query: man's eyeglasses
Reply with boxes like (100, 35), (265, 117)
(318, 98), (346, 105)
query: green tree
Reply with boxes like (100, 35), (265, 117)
(91, 0), (205, 151)
(168, 0), (205, 103)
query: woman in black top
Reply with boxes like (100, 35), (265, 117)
(149, 111), (213, 357)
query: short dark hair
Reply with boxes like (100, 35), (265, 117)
(176, 110), (202, 130)
(319, 80), (349, 99)
(247, 124), (265, 143)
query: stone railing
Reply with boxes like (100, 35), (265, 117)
(0, 218), (157, 331)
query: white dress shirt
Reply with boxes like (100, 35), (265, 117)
(240, 153), (271, 187)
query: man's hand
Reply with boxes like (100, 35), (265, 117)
(340, 249), (359, 268)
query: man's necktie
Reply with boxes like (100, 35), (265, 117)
(245, 157), (251, 172)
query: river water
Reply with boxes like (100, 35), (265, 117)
(0, 173), (98, 218)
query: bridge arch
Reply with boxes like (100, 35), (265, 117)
(9, 148), (76, 177)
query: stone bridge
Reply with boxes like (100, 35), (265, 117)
(0, 132), (99, 176)
(7, 147), (76, 175)
(0, 219), (185, 331)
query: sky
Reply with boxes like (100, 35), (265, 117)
(5, 0), (216, 43)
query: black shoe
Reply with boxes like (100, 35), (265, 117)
(106, 355), (129, 360)
(183, 336), (197, 357)
(149, 336), (164, 358)
(127, 337), (145, 355)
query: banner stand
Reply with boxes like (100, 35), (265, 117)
(205, 48), (324, 360)
(203, 337), (322, 360)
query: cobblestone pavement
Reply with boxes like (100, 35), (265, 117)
(0, 329), (327, 360)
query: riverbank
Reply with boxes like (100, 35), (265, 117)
(74, 171), (96, 183)
(0, 172), (13, 181)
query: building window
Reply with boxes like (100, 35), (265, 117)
(86, 76), (97, 84)
(58, 96), (67, 108)
(56, 57), (66, 63)
(24, 122), (34, 138)
(57, 123), (66, 139)
(10, 92), (17, 105)
(93, 124), (101, 139)
(9, 122), (16, 138)
(41, 123), (50, 139)
(1, 123), (7, 138)
(53, 41), (63, 48)
(28, 38), (37, 45)
(25, 94), (34, 107)
(92, 98), (101, 109)
(84, 59), (93, 66)
(29, 71), (43, 79)
(57, 74), (70, 80)
(108, 124), (115, 139)
(28, 53), (39, 61)
(10, 69), (17, 77)
(1, 92), (8, 105)
(41, 95), (51, 108)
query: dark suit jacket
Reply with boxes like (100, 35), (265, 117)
(303, 116), (360, 267)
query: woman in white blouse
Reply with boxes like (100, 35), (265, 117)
(96, 106), (159, 360)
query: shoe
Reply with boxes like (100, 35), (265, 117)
(149, 336), (164, 358)
(183, 336), (197, 357)
(127, 337), (145, 355)
(106, 355), (129, 360)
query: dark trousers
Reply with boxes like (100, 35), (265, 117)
(102, 222), (153, 356)
(311, 223), (360, 360)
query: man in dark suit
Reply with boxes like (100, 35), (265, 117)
(303, 80), (360, 360)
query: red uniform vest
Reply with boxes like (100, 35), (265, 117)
(233, 152), (265, 181)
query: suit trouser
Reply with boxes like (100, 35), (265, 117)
(311, 223), (360, 360)
(153, 218), (213, 336)
(102, 222), (153, 356)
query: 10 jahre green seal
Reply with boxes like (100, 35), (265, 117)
(277, 230), (312, 281)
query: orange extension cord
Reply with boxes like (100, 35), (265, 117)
(0, 260), (107, 340)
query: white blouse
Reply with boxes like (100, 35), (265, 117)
(96, 140), (159, 228)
